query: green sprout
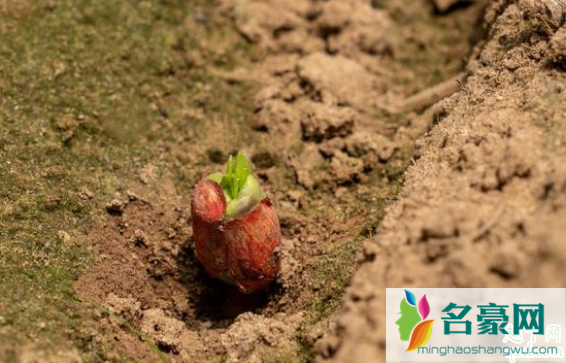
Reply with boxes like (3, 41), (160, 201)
(206, 152), (265, 218)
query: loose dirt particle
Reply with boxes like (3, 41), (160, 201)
(221, 312), (304, 363)
(300, 102), (356, 142)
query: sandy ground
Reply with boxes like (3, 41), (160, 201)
(318, 1), (566, 362)
(2, 0), (565, 362)
(72, 0), (487, 361)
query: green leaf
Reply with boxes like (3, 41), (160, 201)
(220, 174), (236, 199)
(225, 175), (265, 218)
(234, 152), (252, 192)
(225, 155), (234, 176)
(204, 151), (265, 217)
(206, 172), (223, 184)
(220, 155), (236, 199)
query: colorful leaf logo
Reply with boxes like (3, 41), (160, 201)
(404, 289), (417, 306)
(418, 294), (430, 320)
(406, 320), (434, 352)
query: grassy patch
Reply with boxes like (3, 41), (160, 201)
(0, 0), (252, 360)
(307, 240), (361, 323)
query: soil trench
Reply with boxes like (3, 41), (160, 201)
(66, 0), (516, 362)
(319, 1), (566, 362)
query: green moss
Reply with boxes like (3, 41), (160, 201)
(0, 0), (252, 361)
(295, 331), (315, 363)
(306, 240), (361, 323)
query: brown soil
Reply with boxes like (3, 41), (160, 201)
(318, 1), (566, 362)
(67, 0), (566, 362)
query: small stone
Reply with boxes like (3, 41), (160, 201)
(130, 229), (148, 247)
(57, 230), (71, 244)
(139, 164), (156, 184)
(287, 190), (303, 202)
(61, 129), (74, 143)
(105, 199), (126, 215)
(166, 228), (177, 239)
(126, 190), (138, 201)
(77, 187), (94, 200)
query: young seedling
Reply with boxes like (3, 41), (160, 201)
(191, 152), (281, 293)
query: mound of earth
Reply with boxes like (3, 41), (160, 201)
(317, 0), (566, 362)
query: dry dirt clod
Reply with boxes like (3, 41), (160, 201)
(105, 198), (127, 215)
(290, 143), (326, 189)
(57, 230), (71, 244)
(297, 52), (382, 112)
(317, 0), (393, 57)
(105, 293), (142, 322)
(221, 312), (304, 363)
(300, 102), (356, 142)
(130, 229), (148, 247)
(329, 150), (366, 185)
(140, 308), (205, 360)
(344, 132), (397, 162)
(77, 187), (94, 200)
